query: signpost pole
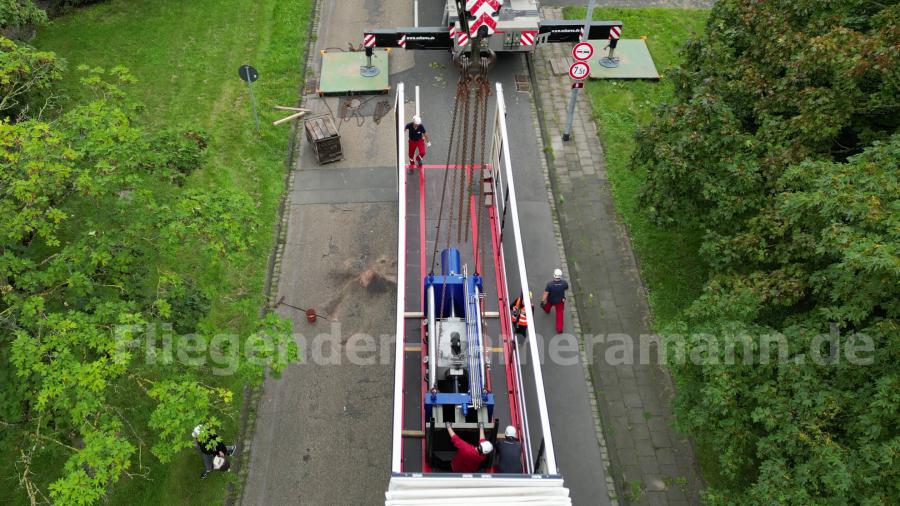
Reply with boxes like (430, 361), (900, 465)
(247, 79), (260, 135)
(563, 0), (595, 142)
(238, 65), (261, 135)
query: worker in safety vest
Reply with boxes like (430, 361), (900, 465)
(510, 292), (532, 337)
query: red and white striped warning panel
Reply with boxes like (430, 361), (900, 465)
(469, 13), (498, 36)
(466, 0), (499, 12)
(610, 26), (621, 39)
(449, 24), (458, 37)
(467, 0), (500, 36)
(520, 30), (538, 46)
(398, 34), (406, 48)
(363, 33), (376, 47)
(457, 31), (470, 47)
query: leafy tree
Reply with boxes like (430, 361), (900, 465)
(0, 36), (62, 119)
(1, 0), (104, 31)
(0, 0), (46, 30)
(1, 66), (296, 503)
(635, 1), (899, 229)
(633, 1), (899, 503)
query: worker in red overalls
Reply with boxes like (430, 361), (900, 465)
(445, 422), (493, 472)
(542, 268), (569, 334)
(405, 115), (431, 169)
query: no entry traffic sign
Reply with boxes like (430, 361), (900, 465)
(238, 64), (258, 83)
(568, 61), (590, 80)
(572, 42), (593, 61)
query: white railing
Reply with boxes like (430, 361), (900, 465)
(391, 83), (407, 473)
(494, 83), (558, 474)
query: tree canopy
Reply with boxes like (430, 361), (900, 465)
(634, 0), (899, 503)
(1, 38), (296, 504)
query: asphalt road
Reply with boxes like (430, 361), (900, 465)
(242, 1), (614, 504)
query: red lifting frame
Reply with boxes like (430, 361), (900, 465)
(409, 161), (524, 473)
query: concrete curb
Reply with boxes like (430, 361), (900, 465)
(226, 1), (322, 504)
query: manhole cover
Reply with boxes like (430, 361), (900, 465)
(515, 74), (531, 92)
(304, 76), (319, 95)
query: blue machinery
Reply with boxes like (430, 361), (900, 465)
(423, 248), (496, 467)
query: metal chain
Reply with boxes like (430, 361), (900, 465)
(455, 73), (472, 244)
(463, 73), (483, 244)
(430, 70), (467, 275)
(475, 58), (492, 273)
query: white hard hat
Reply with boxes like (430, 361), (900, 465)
(553, 268), (562, 279)
(479, 440), (494, 454)
(505, 425), (517, 439)
(192, 425), (203, 439)
(412, 115), (422, 124)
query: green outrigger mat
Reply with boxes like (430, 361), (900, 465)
(587, 39), (660, 80)
(318, 49), (391, 96)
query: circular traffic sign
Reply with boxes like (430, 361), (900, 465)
(573, 41), (593, 61)
(238, 64), (259, 83)
(568, 61), (590, 80)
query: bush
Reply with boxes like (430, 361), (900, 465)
(0, 35), (62, 118)
(145, 128), (209, 186)
(0, 0), (46, 30)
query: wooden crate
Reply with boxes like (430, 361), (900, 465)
(304, 114), (343, 164)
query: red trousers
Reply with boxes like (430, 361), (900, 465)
(543, 300), (565, 333)
(408, 139), (426, 163)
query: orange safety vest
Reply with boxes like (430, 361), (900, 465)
(511, 297), (528, 327)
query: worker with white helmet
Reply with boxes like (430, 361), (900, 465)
(192, 424), (236, 479)
(541, 268), (569, 333)
(510, 291), (533, 337)
(445, 421), (492, 472)
(495, 425), (524, 473)
(404, 115), (431, 170)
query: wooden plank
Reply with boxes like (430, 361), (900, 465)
(323, 116), (338, 136)
(549, 56), (575, 76)
(273, 111), (307, 126)
(312, 119), (325, 141)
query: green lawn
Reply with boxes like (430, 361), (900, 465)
(2, 1), (313, 504)
(564, 6), (709, 327)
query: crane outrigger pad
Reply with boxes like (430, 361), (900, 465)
(587, 39), (660, 81)
(318, 49), (390, 96)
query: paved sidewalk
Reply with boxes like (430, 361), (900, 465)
(530, 7), (704, 505)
